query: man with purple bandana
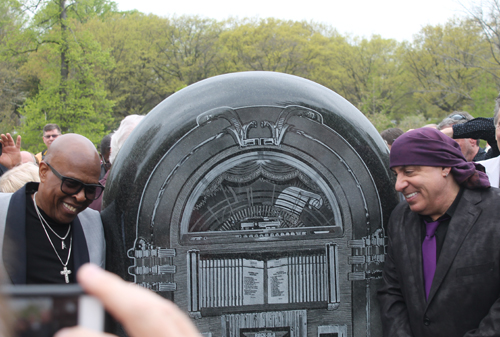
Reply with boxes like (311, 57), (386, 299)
(378, 128), (500, 337)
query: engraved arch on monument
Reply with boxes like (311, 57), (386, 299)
(129, 103), (384, 249)
(181, 151), (342, 237)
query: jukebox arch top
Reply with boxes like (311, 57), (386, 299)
(182, 150), (343, 239)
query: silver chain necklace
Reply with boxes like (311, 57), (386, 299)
(33, 192), (71, 249)
(33, 192), (73, 283)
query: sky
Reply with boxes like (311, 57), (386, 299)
(112, 0), (472, 41)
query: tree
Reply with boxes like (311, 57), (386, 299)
(85, 11), (170, 119)
(221, 18), (329, 78)
(4, 0), (116, 151)
(404, 19), (492, 116)
(319, 34), (411, 120)
(154, 16), (232, 86)
(0, 0), (28, 134)
(466, 0), (500, 83)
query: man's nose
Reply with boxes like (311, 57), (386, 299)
(394, 174), (407, 192)
(74, 188), (87, 202)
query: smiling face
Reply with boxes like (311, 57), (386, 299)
(37, 135), (101, 224)
(393, 165), (459, 220)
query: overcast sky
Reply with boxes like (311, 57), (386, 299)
(112, 0), (472, 41)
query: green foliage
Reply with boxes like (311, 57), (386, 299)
(155, 16), (231, 85)
(0, 4), (500, 142)
(323, 35), (411, 118)
(405, 19), (490, 117)
(398, 114), (429, 132)
(82, 12), (167, 120)
(5, 0), (116, 151)
(0, 0), (27, 133)
(466, 0), (500, 82)
(463, 73), (498, 117)
(221, 18), (328, 77)
(19, 25), (114, 151)
(365, 112), (395, 132)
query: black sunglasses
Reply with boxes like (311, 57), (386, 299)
(45, 162), (104, 200)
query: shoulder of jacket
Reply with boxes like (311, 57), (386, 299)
(0, 193), (13, 211)
(78, 207), (102, 224)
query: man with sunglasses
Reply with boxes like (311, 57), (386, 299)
(0, 134), (105, 284)
(35, 124), (61, 164)
(440, 102), (500, 162)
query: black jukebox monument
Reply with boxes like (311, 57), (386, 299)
(102, 71), (398, 337)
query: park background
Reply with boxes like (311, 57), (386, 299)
(2, 0), (500, 152)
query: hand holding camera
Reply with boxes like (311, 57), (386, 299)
(56, 264), (202, 337)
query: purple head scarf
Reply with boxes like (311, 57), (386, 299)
(390, 128), (490, 189)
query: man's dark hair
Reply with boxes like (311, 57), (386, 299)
(100, 133), (113, 155)
(380, 128), (404, 146)
(43, 123), (61, 134)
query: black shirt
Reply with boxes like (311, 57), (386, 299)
(0, 164), (8, 177)
(25, 185), (75, 284)
(420, 187), (464, 261)
(473, 147), (487, 162)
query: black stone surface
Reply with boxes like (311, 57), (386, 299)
(101, 71), (398, 337)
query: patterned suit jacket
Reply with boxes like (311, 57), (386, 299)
(378, 187), (500, 337)
(0, 183), (105, 284)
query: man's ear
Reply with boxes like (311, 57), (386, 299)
(442, 167), (452, 177)
(38, 162), (49, 182)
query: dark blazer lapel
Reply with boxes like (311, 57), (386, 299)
(72, 215), (90, 270)
(3, 186), (28, 284)
(404, 208), (427, 301)
(426, 190), (481, 305)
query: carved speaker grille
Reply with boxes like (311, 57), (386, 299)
(187, 244), (339, 316)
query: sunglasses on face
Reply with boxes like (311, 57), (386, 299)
(45, 162), (104, 200)
(43, 134), (60, 139)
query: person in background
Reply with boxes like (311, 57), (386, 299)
(378, 128), (500, 337)
(89, 115), (144, 212)
(441, 95), (500, 160)
(98, 134), (112, 180)
(109, 115), (145, 164)
(423, 124), (438, 129)
(20, 151), (36, 165)
(438, 112), (485, 162)
(380, 128), (404, 151)
(0, 163), (40, 193)
(35, 124), (61, 164)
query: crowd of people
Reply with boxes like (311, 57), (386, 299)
(1, 96), (500, 337)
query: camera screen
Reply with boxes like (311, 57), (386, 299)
(7, 295), (79, 337)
